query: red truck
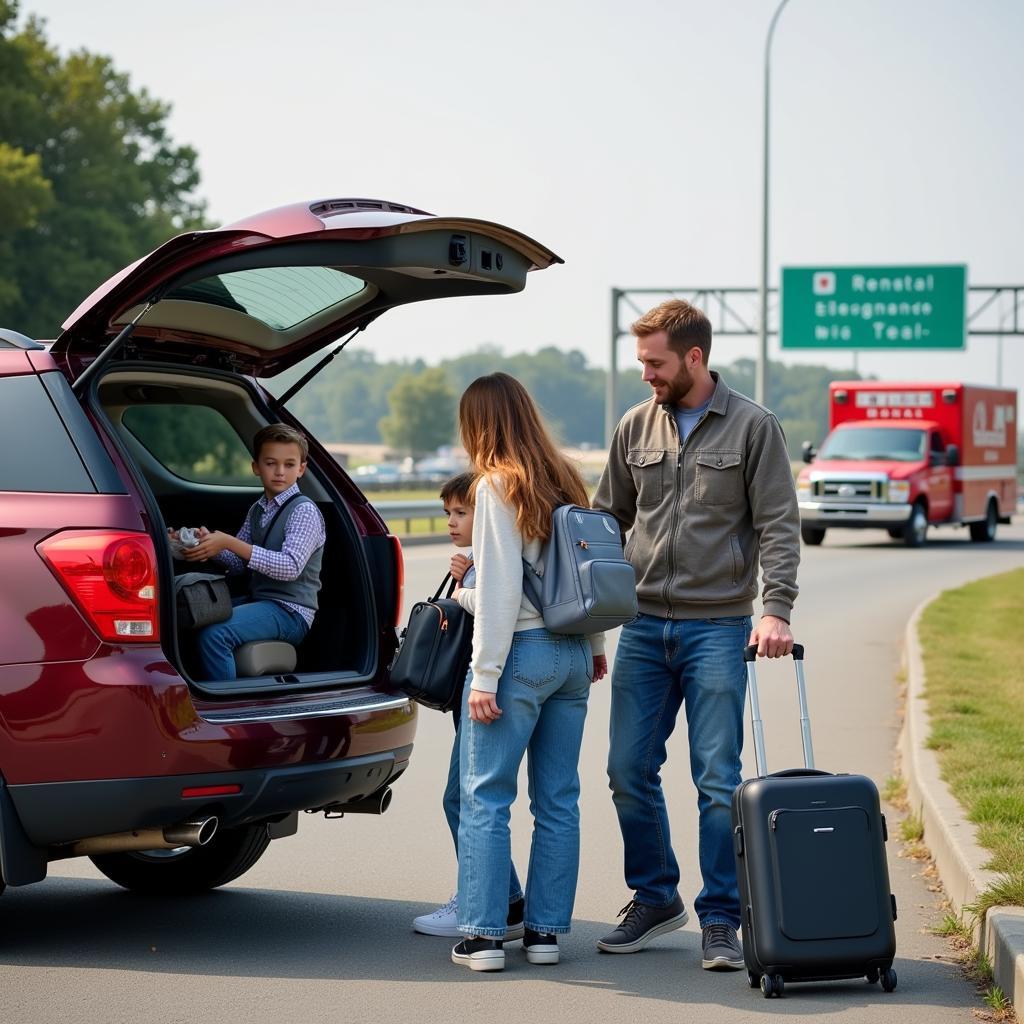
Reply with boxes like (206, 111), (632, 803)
(797, 381), (1018, 547)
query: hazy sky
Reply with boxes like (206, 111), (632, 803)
(26, 0), (1024, 393)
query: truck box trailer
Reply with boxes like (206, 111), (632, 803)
(797, 381), (1018, 547)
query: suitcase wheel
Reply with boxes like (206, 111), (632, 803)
(880, 968), (897, 993)
(866, 967), (879, 984)
(760, 973), (784, 998)
(747, 970), (760, 990)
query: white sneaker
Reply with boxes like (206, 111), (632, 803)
(414, 894), (460, 937)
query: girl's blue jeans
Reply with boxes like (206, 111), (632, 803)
(457, 628), (592, 937)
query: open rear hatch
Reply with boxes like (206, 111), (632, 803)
(53, 197), (562, 378)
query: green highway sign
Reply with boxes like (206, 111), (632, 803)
(780, 264), (967, 350)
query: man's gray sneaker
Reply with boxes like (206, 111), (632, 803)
(596, 895), (689, 953)
(701, 923), (744, 970)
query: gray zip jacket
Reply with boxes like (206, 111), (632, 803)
(593, 372), (800, 622)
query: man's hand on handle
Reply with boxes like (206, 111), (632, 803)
(748, 615), (794, 658)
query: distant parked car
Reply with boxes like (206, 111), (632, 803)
(353, 462), (404, 484)
(413, 456), (468, 485)
(0, 195), (561, 901)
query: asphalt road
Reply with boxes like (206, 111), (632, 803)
(4, 520), (1024, 1024)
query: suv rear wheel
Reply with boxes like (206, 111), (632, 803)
(89, 823), (271, 894)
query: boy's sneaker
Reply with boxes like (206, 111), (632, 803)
(413, 894), (460, 937)
(701, 923), (744, 970)
(451, 937), (505, 972)
(596, 894), (689, 953)
(523, 927), (559, 965)
(414, 894), (524, 940)
(504, 896), (525, 942)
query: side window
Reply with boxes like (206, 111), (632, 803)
(123, 405), (255, 485)
(0, 375), (95, 492)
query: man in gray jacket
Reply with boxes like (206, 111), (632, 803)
(593, 299), (800, 971)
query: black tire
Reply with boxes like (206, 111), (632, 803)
(886, 529), (903, 540)
(773, 974), (785, 997)
(90, 823), (271, 895)
(747, 970), (761, 989)
(760, 974), (774, 998)
(881, 967), (897, 992)
(866, 967), (880, 984)
(902, 502), (928, 548)
(801, 525), (826, 546)
(968, 500), (998, 543)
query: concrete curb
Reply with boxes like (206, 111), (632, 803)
(900, 593), (1024, 1017)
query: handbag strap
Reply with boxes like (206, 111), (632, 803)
(432, 573), (457, 602)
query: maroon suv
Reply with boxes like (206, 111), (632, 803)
(0, 197), (560, 897)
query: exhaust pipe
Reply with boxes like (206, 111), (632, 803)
(58, 816), (219, 859)
(328, 788), (392, 816)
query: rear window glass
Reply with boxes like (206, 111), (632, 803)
(123, 405), (255, 485)
(0, 375), (95, 492)
(166, 266), (366, 330)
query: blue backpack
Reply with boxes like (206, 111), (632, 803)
(521, 505), (638, 635)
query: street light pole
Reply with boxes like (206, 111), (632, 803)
(757, 0), (792, 408)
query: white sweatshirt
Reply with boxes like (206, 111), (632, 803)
(455, 476), (605, 693)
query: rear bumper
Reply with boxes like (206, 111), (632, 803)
(8, 745), (413, 847)
(799, 502), (913, 529)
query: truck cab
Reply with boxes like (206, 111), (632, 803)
(797, 382), (1017, 547)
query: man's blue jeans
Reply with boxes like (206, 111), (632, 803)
(196, 598), (308, 681)
(607, 612), (750, 929)
(458, 629), (591, 937)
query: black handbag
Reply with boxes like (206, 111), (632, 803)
(389, 574), (473, 712)
(174, 572), (232, 630)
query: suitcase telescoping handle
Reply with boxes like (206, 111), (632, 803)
(743, 642), (813, 778)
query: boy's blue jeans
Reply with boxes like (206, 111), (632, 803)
(607, 613), (750, 930)
(457, 629), (591, 937)
(197, 598), (308, 681)
(443, 716), (523, 904)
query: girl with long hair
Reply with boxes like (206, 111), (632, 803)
(449, 373), (607, 973)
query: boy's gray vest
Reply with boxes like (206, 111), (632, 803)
(247, 494), (323, 610)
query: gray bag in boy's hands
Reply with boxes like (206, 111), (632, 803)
(522, 505), (637, 634)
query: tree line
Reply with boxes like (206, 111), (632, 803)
(0, 1), (206, 338)
(276, 345), (864, 458)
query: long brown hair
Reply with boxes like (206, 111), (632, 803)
(459, 373), (588, 541)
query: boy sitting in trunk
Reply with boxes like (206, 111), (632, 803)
(180, 424), (326, 681)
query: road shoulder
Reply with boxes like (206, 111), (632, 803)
(901, 592), (1024, 1018)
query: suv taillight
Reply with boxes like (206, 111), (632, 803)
(390, 535), (405, 626)
(37, 530), (160, 642)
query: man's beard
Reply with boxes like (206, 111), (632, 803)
(653, 363), (694, 406)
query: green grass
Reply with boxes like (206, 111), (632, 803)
(899, 812), (925, 843)
(882, 774), (907, 806)
(982, 986), (1012, 1017)
(384, 517), (446, 537)
(931, 912), (972, 941)
(918, 568), (1024, 909)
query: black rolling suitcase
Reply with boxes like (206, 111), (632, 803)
(732, 643), (898, 999)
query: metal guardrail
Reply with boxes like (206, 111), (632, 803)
(374, 499), (446, 534)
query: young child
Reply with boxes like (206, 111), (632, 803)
(179, 423), (326, 681)
(413, 472), (524, 939)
